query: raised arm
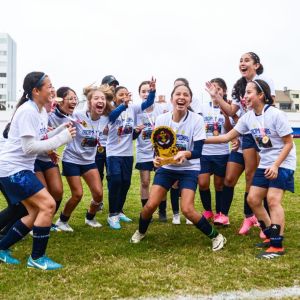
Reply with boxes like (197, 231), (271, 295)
(141, 77), (156, 111)
(109, 104), (127, 123)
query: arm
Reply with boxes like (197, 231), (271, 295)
(47, 122), (71, 138)
(141, 77), (156, 111)
(21, 128), (74, 155)
(173, 140), (204, 164)
(108, 104), (127, 123)
(205, 128), (240, 144)
(264, 134), (294, 179)
(205, 81), (239, 116)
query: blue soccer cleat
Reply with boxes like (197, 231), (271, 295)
(27, 255), (63, 270)
(0, 249), (20, 265)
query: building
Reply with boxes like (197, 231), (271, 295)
(275, 87), (300, 112)
(0, 33), (17, 110)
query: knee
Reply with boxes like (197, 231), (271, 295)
(266, 196), (279, 210)
(92, 189), (103, 202)
(144, 201), (157, 215)
(245, 168), (255, 182)
(51, 187), (63, 202)
(247, 193), (258, 208)
(39, 197), (56, 216)
(71, 190), (83, 203)
(224, 176), (236, 187)
(141, 179), (150, 190)
(181, 204), (194, 219)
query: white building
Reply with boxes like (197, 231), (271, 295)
(0, 33), (17, 110)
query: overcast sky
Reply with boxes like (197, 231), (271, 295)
(1, 0), (300, 102)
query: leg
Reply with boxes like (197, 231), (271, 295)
(139, 170), (151, 207)
(213, 174), (224, 214)
(198, 173), (212, 213)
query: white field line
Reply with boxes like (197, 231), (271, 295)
(140, 286), (300, 300)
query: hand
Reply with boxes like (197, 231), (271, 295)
(153, 156), (164, 168)
(173, 151), (187, 164)
(264, 165), (278, 180)
(150, 76), (156, 91)
(135, 124), (145, 133)
(48, 150), (60, 165)
(231, 138), (240, 151)
(64, 122), (73, 128)
(47, 126), (54, 132)
(68, 126), (77, 138)
(205, 81), (219, 101)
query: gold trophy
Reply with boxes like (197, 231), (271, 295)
(151, 126), (178, 165)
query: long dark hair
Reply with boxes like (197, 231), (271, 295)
(251, 79), (273, 105)
(3, 72), (47, 137)
(232, 52), (263, 102)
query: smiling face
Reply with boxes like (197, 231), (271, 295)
(60, 90), (78, 115)
(139, 83), (150, 101)
(239, 53), (260, 81)
(33, 76), (53, 106)
(89, 90), (107, 116)
(171, 85), (192, 112)
(115, 88), (129, 106)
(244, 82), (265, 110)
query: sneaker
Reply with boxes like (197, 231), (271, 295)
(27, 255), (63, 270)
(158, 211), (167, 222)
(55, 219), (74, 232)
(130, 230), (145, 243)
(119, 213), (132, 223)
(213, 213), (221, 223)
(107, 215), (121, 230)
(186, 218), (193, 225)
(255, 239), (271, 249)
(256, 246), (285, 259)
(212, 233), (227, 251)
(0, 249), (20, 265)
(238, 215), (258, 235)
(50, 223), (61, 232)
(172, 213), (181, 225)
(85, 218), (102, 228)
(259, 229), (267, 239)
(214, 213), (230, 226)
(203, 210), (214, 220)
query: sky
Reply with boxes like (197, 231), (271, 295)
(1, 0), (300, 102)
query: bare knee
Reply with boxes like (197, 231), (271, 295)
(181, 204), (194, 219)
(141, 178), (150, 190)
(71, 190), (83, 203)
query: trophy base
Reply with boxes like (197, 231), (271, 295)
(159, 157), (177, 166)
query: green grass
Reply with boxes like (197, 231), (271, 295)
(0, 141), (300, 299)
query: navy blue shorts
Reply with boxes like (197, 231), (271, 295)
(242, 134), (259, 151)
(62, 161), (97, 177)
(153, 168), (199, 191)
(34, 159), (58, 173)
(135, 161), (155, 171)
(252, 167), (294, 193)
(228, 151), (245, 166)
(0, 170), (44, 205)
(199, 154), (229, 177)
(106, 156), (133, 180)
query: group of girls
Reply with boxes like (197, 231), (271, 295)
(0, 51), (296, 271)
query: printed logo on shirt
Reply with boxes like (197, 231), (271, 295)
(117, 117), (134, 136)
(176, 134), (189, 151)
(250, 128), (273, 149)
(204, 116), (223, 136)
(81, 137), (98, 147)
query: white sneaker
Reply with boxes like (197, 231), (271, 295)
(186, 218), (193, 225)
(172, 213), (181, 225)
(212, 233), (227, 251)
(130, 230), (145, 243)
(85, 218), (102, 228)
(55, 219), (74, 232)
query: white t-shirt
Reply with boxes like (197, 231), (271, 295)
(0, 100), (48, 176)
(201, 103), (229, 155)
(155, 111), (206, 171)
(190, 96), (203, 114)
(234, 105), (296, 170)
(136, 104), (169, 163)
(62, 110), (109, 165)
(106, 104), (142, 157)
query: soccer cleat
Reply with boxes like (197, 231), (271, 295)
(50, 223), (61, 232)
(130, 230), (145, 243)
(85, 218), (102, 228)
(238, 215), (258, 235)
(27, 255), (63, 270)
(158, 211), (167, 222)
(172, 213), (181, 225)
(212, 233), (227, 251)
(55, 219), (74, 232)
(186, 218), (193, 225)
(118, 213), (132, 223)
(0, 249), (20, 265)
(256, 246), (285, 259)
(107, 215), (121, 230)
(202, 210), (214, 221)
(255, 239), (271, 249)
(214, 213), (230, 226)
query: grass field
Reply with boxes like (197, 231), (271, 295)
(0, 140), (299, 299)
